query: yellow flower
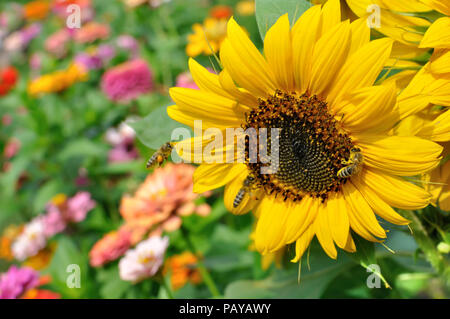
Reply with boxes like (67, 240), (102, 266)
(236, 1), (255, 16)
(28, 64), (88, 96)
(168, 1), (443, 261)
(186, 17), (228, 58)
(0, 225), (23, 261)
(314, 0), (431, 72)
(23, 243), (57, 270)
(419, 1), (450, 76)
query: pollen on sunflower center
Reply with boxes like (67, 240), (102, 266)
(243, 90), (354, 202)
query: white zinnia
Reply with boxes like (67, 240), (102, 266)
(119, 236), (169, 282)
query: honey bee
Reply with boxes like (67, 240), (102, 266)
(233, 175), (257, 208)
(146, 142), (173, 169)
(337, 147), (363, 178)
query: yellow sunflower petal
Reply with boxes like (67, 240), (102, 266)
(327, 38), (393, 106)
(346, 0), (431, 14)
(188, 58), (233, 99)
(264, 14), (294, 91)
(291, 225), (315, 262)
(254, 195), (318, 254)
(280, 195), (318, 248)
(429, 49), (450, 74)
(168, 104), (237, 129)
(321, 0), (341, 32)
(218, 69), (258, 108)
(327, 193), (350, 249)
(170, 87), (245, 122)
(220, 18), (276, 98)
(363, 168), (432, 210)
(338, 84), (397, 132)
(349, 18), (370, 56)
(314, 202), (338, 259)
(353, 172), (410, 225)
(343, 182), (387, 239)
(193, 163), (243, 193)
(309, 21), (351, 97)
(292, 5), (322, 93)
(420, 17), (450, 49)
(421, 0), (450, 15)
(419, 108), (450, 142)
(342, 232), (356, 253)
(354, 135), (442, 176)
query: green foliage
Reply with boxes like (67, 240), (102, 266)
(255, 0), (311, 39)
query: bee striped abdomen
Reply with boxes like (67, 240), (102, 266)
(337, 166), (353, 178)
(146, 154), (160, 168)
(233, 189), (246, 208)
(146, 142), (173, 169)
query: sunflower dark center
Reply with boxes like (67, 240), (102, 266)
(243, 90), (354, 202)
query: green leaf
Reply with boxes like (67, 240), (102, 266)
(255, 0), (311, 40)
(45, 236), (88, 298)
(57, 138), (108, 162)
(350, 234), (391, 289)
(33, 179), (65, 213)
(130, 105), (191, 150)
(225, 245), (353, 298)
(97, 266), (132, 299)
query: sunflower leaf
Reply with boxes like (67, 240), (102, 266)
(349, 234), (391, 289)
(255, 0), (311, 40)
(130, 105), (192, 150)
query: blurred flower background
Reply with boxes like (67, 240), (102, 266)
(0, 0), (449, 299)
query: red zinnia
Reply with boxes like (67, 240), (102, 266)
(0, 67), (18, 96)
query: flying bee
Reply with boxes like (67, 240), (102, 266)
(146, 142), (173, 169)
(337, 147), (363, 178)
(233, 175), (257, 208)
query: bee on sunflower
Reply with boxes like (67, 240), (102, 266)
(163, 0), (443, 261)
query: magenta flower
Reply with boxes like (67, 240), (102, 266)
(42, 206), (67, 237)
(74, 45), (116, 71)
(65, 191), (96, 223)
(101, 59), (154, 102)
(0, 266), (40, 299)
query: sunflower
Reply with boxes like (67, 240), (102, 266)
(313, 0), (433, 71)
(394, 23), (450, 211)
(168, 1), (443, 261)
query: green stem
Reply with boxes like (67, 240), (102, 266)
(180, 226), (221, 298)
(161, 274), (174, 299)
(402, 210), (450, 283)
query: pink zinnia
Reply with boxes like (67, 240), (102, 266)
(175, 71), (199, 90)
(65, 191), (96, 223)
(45, 29), (71, 58)
(74, 22), (109, 44)
(89, 229), (132, 267)
(0, 266), (40, 299)
(3, 138), (20, 159)
(42, 205), (67, 237)
(101, 59), (154, 102)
